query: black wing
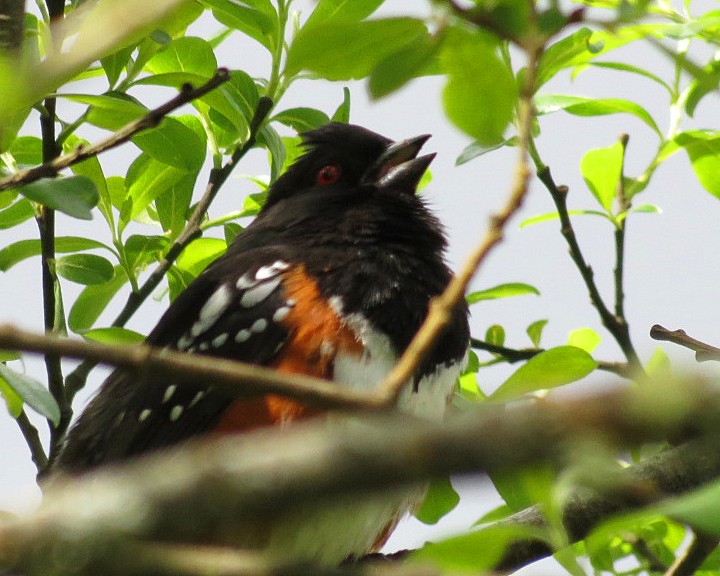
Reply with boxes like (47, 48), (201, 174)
(56, 248), (298, 473)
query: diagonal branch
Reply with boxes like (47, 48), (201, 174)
(651, 324), (720, 362)
(0, 69), (231, 191)
(378, 43), (543, 403)
(0, 324), (382, 412)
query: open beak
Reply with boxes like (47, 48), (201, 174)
(363, 134), (434, 193)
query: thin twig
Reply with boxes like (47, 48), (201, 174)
(15, 410), (48, 474)
(471, 338), (632, 377)
(536, 167), (645, 375)
(0, 69), (231, 191)
(378, 44), (542, 403)
(614, 134), (631, 321)
(650, 324), (720, 362)
(0, 324), (383, 411)
(63, 95), (273, 407)
(664, 531), (719, 576)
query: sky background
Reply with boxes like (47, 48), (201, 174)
(2, 0), (720, 573)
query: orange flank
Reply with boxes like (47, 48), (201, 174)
(213, 265), (363, 433)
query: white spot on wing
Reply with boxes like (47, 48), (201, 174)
(139, 409), (151, 422)
(241, 276), (282, 308)
(236, 273), (256, 290)
(162, 385), (177, 404)
(170, 405), (183, 422)
(251, 318), (268, 333)
(177, 333), (194, 350)
(327, 295), (344, 316)
(235, 329), (251, 343)
(212, 333), (228, 348)
(272, 306), (291, 322)
(188, 390), (205, 408)
(255, 260), (289, 280)
(192, 284), (232, 337)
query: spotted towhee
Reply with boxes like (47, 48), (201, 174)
(55, 122), (470, 563)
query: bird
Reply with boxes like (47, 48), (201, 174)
(54, 122), (470, 564)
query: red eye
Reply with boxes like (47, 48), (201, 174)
(316, 164), (341, 186)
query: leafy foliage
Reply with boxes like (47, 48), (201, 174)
(2, 0), (720, 573)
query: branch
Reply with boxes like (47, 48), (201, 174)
(15, 409), (48, 474)
(664, 531), (719, 576)
(470, 338), (633, 377)
(495, 436), (720, 572)
(0, 324), (383, 411)
(378, 42), (542, 403)
(0, 69), (231, 192)
(651, 324), (720, 362)
(536, 167), (645, 375)
(4, 382), (720, 574)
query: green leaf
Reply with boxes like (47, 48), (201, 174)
(526, 319), (548, 347)
(259, 124), (285, 181)
(535, 94), (660, 137)
(64, 134), (112, 229)
(272, 108), (330, 132)
(61, 93), (147, 131)
(659, 480), (720, 534)
(519, 209), (612, 228)
(122, 154), (187, 226)
(412, 524), (547, 572)
(145, 36), (218, 77)
(68, 267), (129, 332)
(673, 131), (720, 199)
(56, 254), (115, 285)
(17, 176), (99, 220)
(440, 27), (517, 145)
(0, 363), (60, 425)
(0, 237), (111, 271)
(224, 222), (243, 244)
(580, 141), (624, 213)
(0, 376), (22, 417)
(303, 0), (383, 28)
(415, 476), (460, 525)
(202, 0), (276, 51)
(486, 325), (505, 346)
(369, 31), (439, 99)
(101, 45), (135, 87)
(176, 237), (226, 277)
(286, 18), (427, 80)
(124, 234), (170, 272)
(82, 327), (145, 345)
(490, 464), (556, 511)
(0, 199), (35, 229)
(132, 115), (206, 172)
(573, 61), (672, 94)
(155, 172), (195, 236)
(538, 28), (594, 86)
(467, 283), (540, 304)
(456, 137), (517, 166)
(491, 346), (598, 401)
(8, 135), (43, 166)
(332, 87), (351, 123)
(567, 328), (601, 353)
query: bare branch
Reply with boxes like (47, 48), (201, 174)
(0, 324), (383, 411)
(664, 531), (719, 576)
(0, 69), (230, 192)
(3, 382), (720, 574)
(651, 324), (720, 362)
(15, 410), (48, 474)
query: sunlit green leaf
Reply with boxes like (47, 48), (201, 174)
(572, 61), (672, 94)
(0, 237), (111, 271)
(580, 141), (624, 213)
(61, 93), (147, 131)
(415, 476), (460, 525)
(456, 137), (517, 166)
(369, 31), (439, 99)
(526, 319), (548, 347)
(519, 209), (612, 228)
(486, 325), (505, 347)
(101, 44), (135, 87)
(272, 108), (330, 132)
(567, 328), (601, 353)
(467, 283), (540, 304)
(303, 0), (383, 28)
(17, 176), (99, 220)
(82, 327), (145, 345)
(491, 346), (598, 401)
(490, 464), (556, 511)
(202, 0), (276, 51)
(122, 153), (187, 226)
(145, 36), (217, 77)
(440, 27), (517, 144)
(68, 267), (129, 332)
(286, 18), (427, 80)
(0, 199), (35, 229)
(124, 234), (170, 272)
(535, 94), (660, 136)
(673, 131), (720, 199)
(332, 87), (351, 123)
(0, 377), (22, 418)
(56, 254), (115, 285)
(64, 134), (112, 229)
(0, 364), (59, 425)
(155, 172), (195, 236)
(132, 115), (206, 172)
